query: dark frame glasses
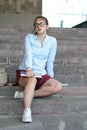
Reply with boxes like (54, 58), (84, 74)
(34, 22), (46, 27)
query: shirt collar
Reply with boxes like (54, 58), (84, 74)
(35, 34), (48, 41)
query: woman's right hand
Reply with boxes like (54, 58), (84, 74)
(26, 68), (35, 77)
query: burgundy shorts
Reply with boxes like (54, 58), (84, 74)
(16, 70), (51, 90)
(35, 74), (51, 90)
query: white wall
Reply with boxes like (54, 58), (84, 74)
(42, 0), (87, 28)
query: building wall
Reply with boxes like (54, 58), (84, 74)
(42, 0), (87, 28)
(0, 0), (42, 26)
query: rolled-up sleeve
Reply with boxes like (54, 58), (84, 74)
(25, 35), (32, 68)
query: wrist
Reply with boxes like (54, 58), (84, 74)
(26, 67), (32, 72)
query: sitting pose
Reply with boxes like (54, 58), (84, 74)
(14, 16), (62, 123)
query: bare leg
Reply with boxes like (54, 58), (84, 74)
(19, 77), (62, 99)
(34, 78), (62, 97)
(19, 77), (37, 108)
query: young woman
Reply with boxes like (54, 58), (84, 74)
(14, 16), (62, 123)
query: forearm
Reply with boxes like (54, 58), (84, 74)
(46, 62), (54, 77)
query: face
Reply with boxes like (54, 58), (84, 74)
(34, 18), (48, 34)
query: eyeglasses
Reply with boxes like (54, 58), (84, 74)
(34, 22), (46, 27)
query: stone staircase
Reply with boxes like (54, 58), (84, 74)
(0, 85), (87, 130)
(0, 27), (87, 130)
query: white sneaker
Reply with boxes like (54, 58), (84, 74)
(22, 107), (32, 123)
(14, 91), (24, 99)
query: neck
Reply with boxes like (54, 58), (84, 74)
(37, 33), (46, 40)
(37, 33), (46, 47)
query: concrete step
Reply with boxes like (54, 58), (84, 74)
(54, 66), (87, 74)
(0, 113), (87, 130)
(0, 115), (44, 130)
(58, 39), (87, 45)
(0, 27), (87, 41)
(57, 50), (87, 58)
(0, 85), (22, 96)
(55, 74), (87, 84)
(0, 94), (87, 115)
(0, 84), (87, 97)
(8, 72), (87, 85)
(48, 28), (87, 40)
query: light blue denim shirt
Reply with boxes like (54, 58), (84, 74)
(19, 34), (57, 77)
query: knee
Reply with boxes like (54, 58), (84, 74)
(53, 82), (62, 94)
(27, 76), (37, 84)
(57, 83), (62, 92)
